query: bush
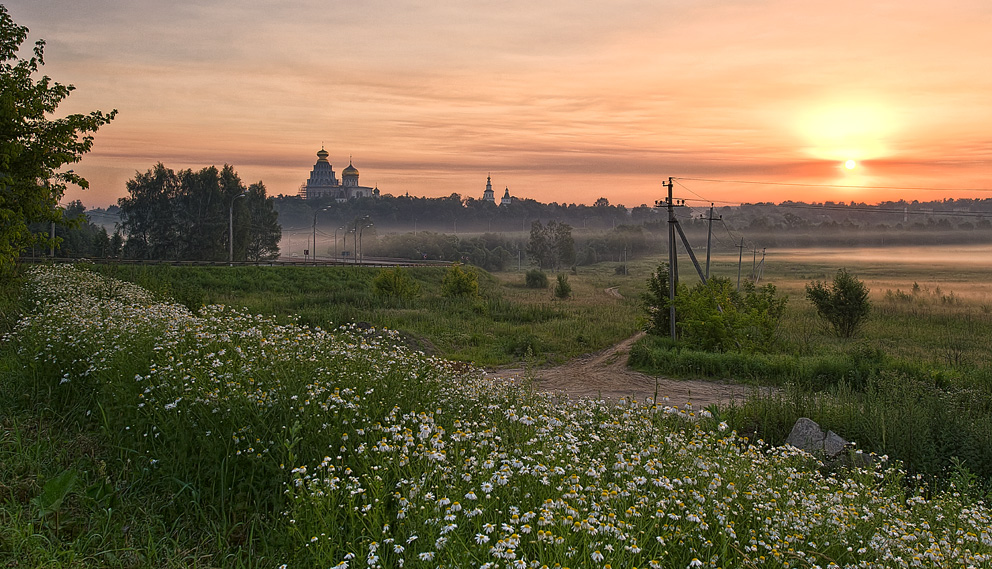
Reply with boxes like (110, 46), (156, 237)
(372, 267), (421, 300)
(525, 269), (548, 289)
(553, 273), (571, 300)
(806, 269), (871, 337)
(441, 263), (478, 297)
(642, 264), (672, 336)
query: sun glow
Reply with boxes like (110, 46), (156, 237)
(796, 100), (896, 163)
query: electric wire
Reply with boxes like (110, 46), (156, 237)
(674, 176), (992, 193)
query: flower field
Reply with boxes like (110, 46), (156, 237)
(6, 264), (992, 568)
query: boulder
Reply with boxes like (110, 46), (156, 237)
(785, 417), (849, 459)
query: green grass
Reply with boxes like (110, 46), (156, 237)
(632, 254), (992, 484)
(3, 264), (991, 567)
(87, 262), (644, 367)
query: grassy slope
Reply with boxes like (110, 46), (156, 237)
(4, 264), (991, 568)
(88, 263), (644, 367)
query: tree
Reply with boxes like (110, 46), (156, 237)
(118, 164), (281, 261)
(805, 269), (871, 338)
(527, 220), (574, 271)
(0, 6), (116, 274)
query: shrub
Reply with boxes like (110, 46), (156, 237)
(553, 273), (571, 300)
(372, 267), (420, 300)
(670, 278), (788, 353)
(642, 263), (672, 336)
(806, 269), (871, 338)
(525, 269), (548, 289)
(441, 263), (478, 297)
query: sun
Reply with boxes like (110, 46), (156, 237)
(845, 159), (857, 170)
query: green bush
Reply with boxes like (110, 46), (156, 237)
(642, 263), (672, 336)
(806, 268), (871, 337)
(673, 278), (788, 353)
(372, 267), (421, 300)
(525, 268), (548, 289)
(553, 273), (571, 300)
(441, 263), (478, 297)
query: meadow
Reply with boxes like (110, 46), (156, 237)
(85, 262), (643, 367)
(2, 255), (992, 567)
(631, 247), (992, 483)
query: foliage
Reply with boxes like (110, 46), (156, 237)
(674, 278), (788, 353)
(441, 262), (479, 297)
(553, 273), (572, 300)
(806, 268), (872, 337)
(372, 267), (420, 301)
(524, 268), (548, 289)
(5, 265), (992, 567)
(28, 200), (113, 258)
(642, 263), (672, 336)
(527, 219), (575, 271)
(117, 163), (281, 261)
(0, 6), (116, 275)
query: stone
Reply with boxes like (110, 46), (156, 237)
(785, 417), (849, 459)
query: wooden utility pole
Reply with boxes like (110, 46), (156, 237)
(665, 177), (677, 340)
(736, 238), (745, 291)
(705, 204), (716, 279)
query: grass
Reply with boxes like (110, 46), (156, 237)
(86, 262), (644, 367)
(3, 264), (991, 567)
(631, 253), (992, 484)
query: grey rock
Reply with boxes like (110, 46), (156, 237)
(785, 417), (850, 459)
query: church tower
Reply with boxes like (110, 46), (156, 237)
(482, 174), (495, 203)
(501, 187), (513, 206)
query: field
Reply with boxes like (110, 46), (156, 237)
(2, 256), (992, 567)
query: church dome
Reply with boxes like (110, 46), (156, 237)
(316, 147), (330, 161)
(342, 161), (359, 177)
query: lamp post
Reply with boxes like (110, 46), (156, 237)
(229, 192), (247, 263)
(358, 218), (373, 264)
(333, 225), (345, 262)
(312, 206), (332, 265)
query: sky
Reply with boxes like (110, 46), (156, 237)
(7, 0), (992, 209)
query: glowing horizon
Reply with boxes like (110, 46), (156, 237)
(7, 0), (992, 209)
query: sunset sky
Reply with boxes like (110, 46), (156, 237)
(8, 0), (992, 209)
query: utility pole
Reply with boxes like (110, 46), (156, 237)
(755, 248), (766, 284)
(704, 203), (718, 279)
(736, 238), (745, 291)
(665, 177), (678, 340)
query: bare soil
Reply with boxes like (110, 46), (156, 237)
(494, 332), (759, 408)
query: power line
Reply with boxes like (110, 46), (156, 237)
(674, 176), (992, 193)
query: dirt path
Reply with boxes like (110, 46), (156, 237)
(490, 287), (759, 408)
(494, 332), (753, 408)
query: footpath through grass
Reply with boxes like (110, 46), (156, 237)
(3, 264), (991, 567)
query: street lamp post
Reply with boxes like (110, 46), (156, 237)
(312, 206), (332, 265)
(229, 192), (247, 263)
(333, 225), (345, 263)
(358, 218), (373, 264)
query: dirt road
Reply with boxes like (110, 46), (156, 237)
(494, 332), (757, 408)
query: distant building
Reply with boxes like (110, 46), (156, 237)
(501, 187), (513, 205)
(299, 147), (379, 201)
(482, 175), (495, 203)
(481, 174), (514, 205)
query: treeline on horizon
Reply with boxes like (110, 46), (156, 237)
(56, 193), (992, 264)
